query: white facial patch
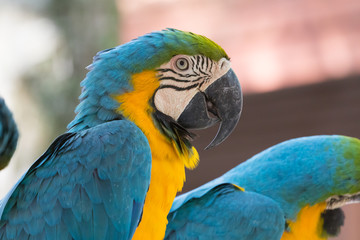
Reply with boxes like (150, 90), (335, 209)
(154, 55), (231, 121)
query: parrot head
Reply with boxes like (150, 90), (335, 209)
(68, 29), (242, 151)
(154, 52), (242, 149)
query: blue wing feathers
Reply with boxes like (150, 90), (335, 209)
(72, 187), (92, 222)
(62, 208), (81, 239)
(165, 184), (285, 240)
(43, 201), (62, 226)
(0, 120), (152, 239)
(92, 203), (109, 240)
(83, 173), (102, 204)
(24, 214), (45, 235)
(3, 224), (15, 239)
(129, 200), (143, 240)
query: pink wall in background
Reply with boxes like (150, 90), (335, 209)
(119, 0), (360, 93)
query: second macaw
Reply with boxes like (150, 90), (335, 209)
(0, 97), (18, 170)
(0, 29), (242, 239)
(166, 135), (360, 240)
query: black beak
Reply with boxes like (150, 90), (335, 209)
(177, 68), (242, 149)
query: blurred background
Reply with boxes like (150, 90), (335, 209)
(0, 0), (359, 238)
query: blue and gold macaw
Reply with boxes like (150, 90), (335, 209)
(0, 29), (242, 239)
(166, 135), (360, 240)
(0, 97), (18, 170)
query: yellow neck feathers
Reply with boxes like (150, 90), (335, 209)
(114, 70), (199, 239)
(281, 202), (328, 240)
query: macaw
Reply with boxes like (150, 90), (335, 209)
(166, 135), (360, 240)
(0, 98), (18, 170)
(0, 29), (242, 239)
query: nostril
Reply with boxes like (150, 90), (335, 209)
(200, 91), (219, 119)
(220, 61), (225, 69)
(207, 100), (214, 111)
(219, 58), (230, 70)
(206, 99), (219, 119)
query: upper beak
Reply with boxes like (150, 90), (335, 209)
(177, 68), (242, 149)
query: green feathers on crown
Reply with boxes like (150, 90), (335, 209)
(160, 28), (229, 61)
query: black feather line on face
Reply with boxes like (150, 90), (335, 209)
(152, 110), (196, 153)
(320, 208), (345, 237)
(150, 96), (196, 154)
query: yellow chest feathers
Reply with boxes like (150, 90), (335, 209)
(114, 70), (199, 239)
(281, 202), (328, 240)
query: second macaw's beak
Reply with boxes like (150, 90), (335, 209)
(177, 68), (243, 149)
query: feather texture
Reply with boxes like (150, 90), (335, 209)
(166, 184), (284, 240)
(0, 120), (151, 240)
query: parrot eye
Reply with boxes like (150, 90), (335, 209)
(175, 58), (189, 71)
